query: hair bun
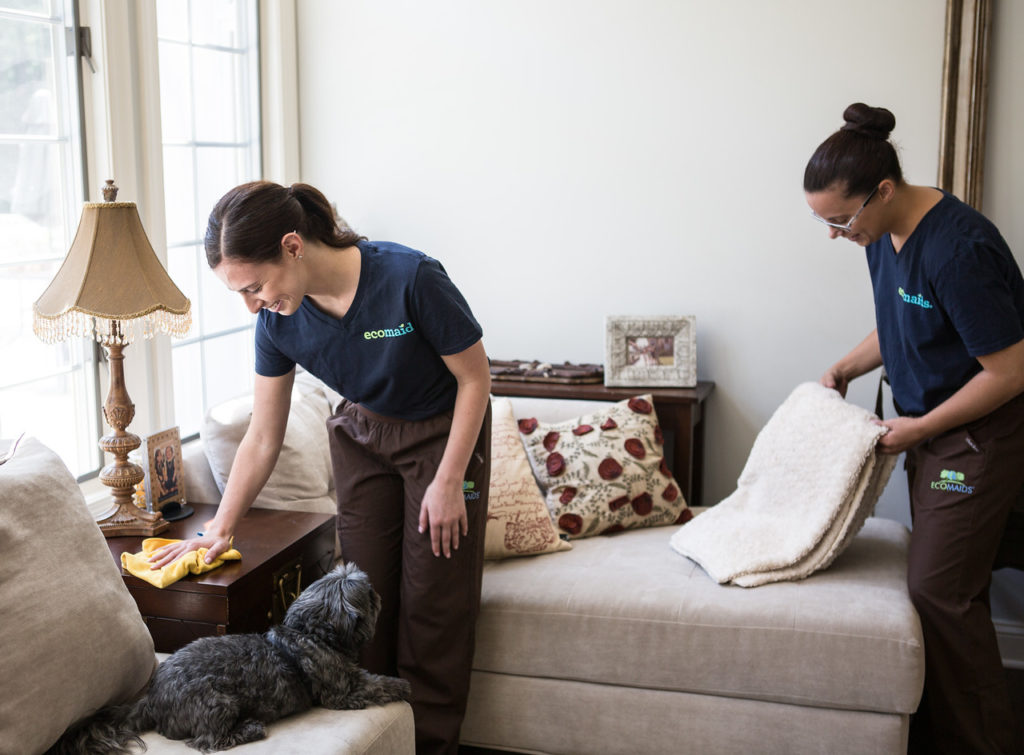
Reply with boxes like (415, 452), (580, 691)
(840, 103), (895, 140)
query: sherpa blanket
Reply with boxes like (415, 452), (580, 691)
(670, 382), (897, 587)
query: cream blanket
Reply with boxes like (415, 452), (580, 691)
(670, 382), (897, 587)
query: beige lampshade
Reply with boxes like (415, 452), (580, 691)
(33, 196), (191, 345)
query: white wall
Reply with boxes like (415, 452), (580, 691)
(296, 0), (1024, 656)
(295, 0), (951, 512)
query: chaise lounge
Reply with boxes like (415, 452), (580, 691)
(183, 379), (925, 754)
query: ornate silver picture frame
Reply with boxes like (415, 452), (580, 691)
(604, 315), (696, 388)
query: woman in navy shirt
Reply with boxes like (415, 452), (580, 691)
(804, 103), (1024, 754)
(152, 181), (491, 754)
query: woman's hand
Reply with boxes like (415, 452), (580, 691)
(873, 417), (928, 455)
(820, 330), (883, 399)
(147, 525), (233, 569)
(820, 366), (850, 398)
(418, 477), (468, 559)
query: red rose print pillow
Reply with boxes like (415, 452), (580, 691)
(519, 395), (692, 539)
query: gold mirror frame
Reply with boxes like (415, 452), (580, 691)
(938, 0), (992, 210)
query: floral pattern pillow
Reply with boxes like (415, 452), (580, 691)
(519, 395), (693, 539)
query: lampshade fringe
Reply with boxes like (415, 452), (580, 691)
(33, 309), (192, 346)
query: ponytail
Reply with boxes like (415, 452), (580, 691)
(205, 181), (365, 268)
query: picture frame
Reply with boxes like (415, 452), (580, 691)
(141, 426), (192, 521)
(604, 315), (696, 388)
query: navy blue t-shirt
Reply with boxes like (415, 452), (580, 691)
(866, 192), (1024, 416)
(254, 241), (482, 420)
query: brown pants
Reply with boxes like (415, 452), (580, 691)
(327, 400), (491, 755)
(905, 392), (1024, 754)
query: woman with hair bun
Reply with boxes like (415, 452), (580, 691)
(151, 180), (491, 754)
(806, 104), (1024, 753)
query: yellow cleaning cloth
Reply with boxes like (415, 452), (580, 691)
(121, 538), (242, 589)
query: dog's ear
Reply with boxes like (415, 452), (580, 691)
(339, 575), (379, 649)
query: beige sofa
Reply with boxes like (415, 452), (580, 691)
(181, 379), (925, 755)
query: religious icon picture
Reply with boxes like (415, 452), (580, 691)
(141, 426), (193, 521)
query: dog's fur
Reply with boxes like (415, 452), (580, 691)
(48, 563), (411, 754)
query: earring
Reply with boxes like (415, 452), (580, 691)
(297, 255), (303, 260)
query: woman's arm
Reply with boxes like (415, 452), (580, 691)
(418, 339), (491, 558)
(878, 337), (1024, 454)
(149, 370), (296, 567)
(820, 329), (884, 398)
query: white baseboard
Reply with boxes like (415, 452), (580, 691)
(996, 620), (1024, 669)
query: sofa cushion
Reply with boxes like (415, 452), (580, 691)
(202, 371), (336, 515)
(519, 395), (691, 539)
(473, 518), (924, 715)
(485, 398), (571, 559)
(0, 438), (155, 754)
(141, 700), (415, 754)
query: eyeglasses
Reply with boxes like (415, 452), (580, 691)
(811, 186), (878, 232)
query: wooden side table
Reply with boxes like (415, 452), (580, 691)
(490, 380), (714, 506)
(107, 503), (336, 652)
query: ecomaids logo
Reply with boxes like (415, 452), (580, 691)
(363, 322), (415, 340)
(898, 287), (933, 309)
(463, 480), (481, 501)
(930, 469), (974, 495)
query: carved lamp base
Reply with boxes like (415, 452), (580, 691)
(95, 336), (170, 539)
(98, 499), (170, 538)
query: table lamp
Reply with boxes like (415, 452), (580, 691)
(33, 180), (192, 537)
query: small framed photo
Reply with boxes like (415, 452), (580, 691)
(141, 426), (191, 520)
(604, 315), (696, 388)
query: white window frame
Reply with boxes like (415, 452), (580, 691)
(0, 0), (101, 477)
(159, 0), (262, 438)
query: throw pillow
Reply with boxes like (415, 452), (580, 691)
(0, 438), (155, 753)
(485, 398), (571, 559)
(202, 370), (336, 516)
(520, 395), (693, 539)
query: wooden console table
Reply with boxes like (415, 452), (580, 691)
(490, 380), (714, 507)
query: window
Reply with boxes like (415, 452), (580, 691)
(156, 0), (261, 437)
(0, 0), (97, 477)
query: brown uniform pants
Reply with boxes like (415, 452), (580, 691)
(905, 392), (1024, 754)
(327, 400), (491, 755)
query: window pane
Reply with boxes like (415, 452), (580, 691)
(1, 260), (84, 385)
(200, 263), (253, 333)
(0, 142), (67, 257)
(155, 0), (189, 42)
(162, 144), (196, 244)
(191, 0), (244, 48)
(6, 140), (67, 235)
(0, 5), (93, 477)
(167, 243), (200, 324)
(192, 48), (242, 143)
(0, 367), (98, 473)
(194, 145), (250, 224)
(0, 23), (55, 137)
(157, 41), (192, 142)
(0, 2), (50, 14)
(203, 330), (253, 408)
(172, 340), (203, 436)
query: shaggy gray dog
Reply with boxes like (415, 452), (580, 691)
(49, 563), (410, 754)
